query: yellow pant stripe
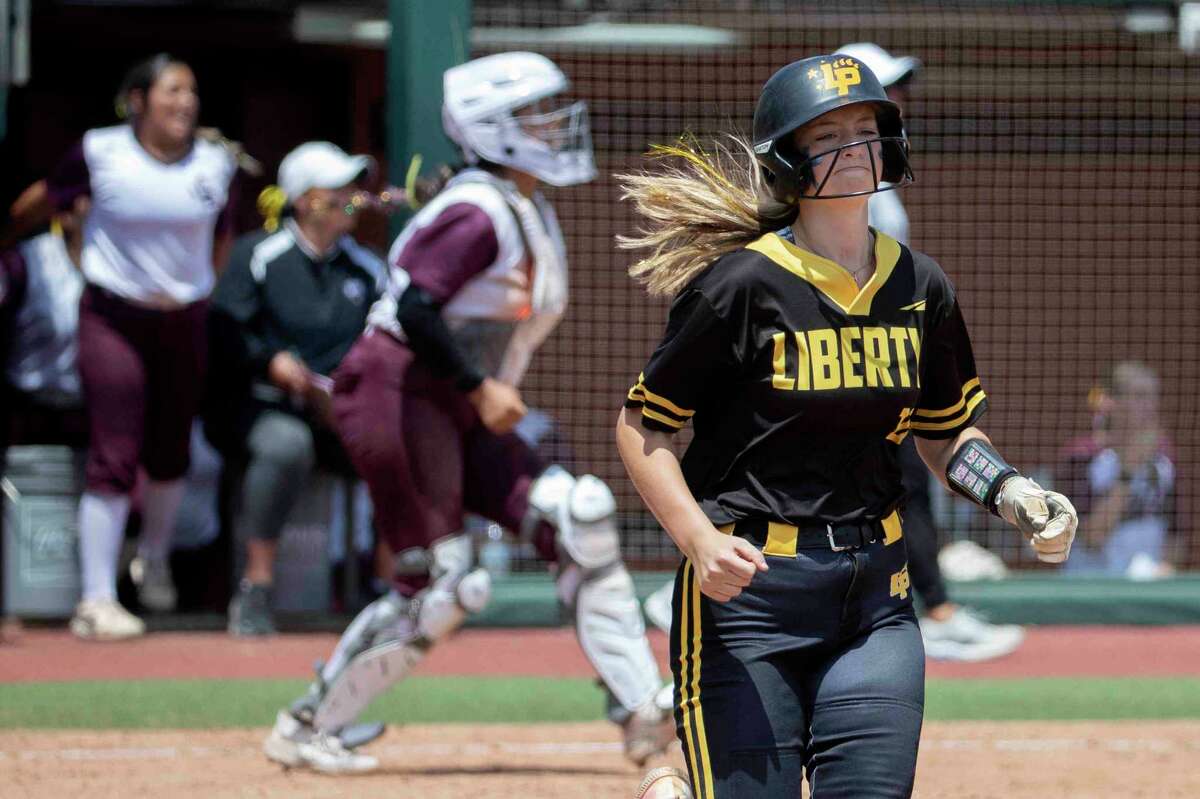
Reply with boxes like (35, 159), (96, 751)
(677, 562), (704, 798)
(763, 521), (799, 557)
(686, 562), (715, 798)
(882, 510), (903, 545)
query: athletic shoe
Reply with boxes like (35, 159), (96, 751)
(937, 540), (1009, 581)
(227, 580), (277, 637)
(643, 580), (675, 636)
(637, 766), (695, 799)
(920, 606), (1025, 662)
(623, 688), (676, 766)
(69, 598), (146, 641)
(130, 556), (177, 613)
(263, 710), (378, 774)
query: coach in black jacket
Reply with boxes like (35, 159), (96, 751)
(207, 142), (385, 636)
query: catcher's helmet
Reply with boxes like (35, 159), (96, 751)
(752, 54), (913, 203)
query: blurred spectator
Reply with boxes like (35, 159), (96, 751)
(1057, 361), (1175, 578)
(2, 53), (241, 640)
(1, 197), (89, 459)
(207, 142), (384, 637)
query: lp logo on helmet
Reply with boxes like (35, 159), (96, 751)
(819, 58), (862, 97)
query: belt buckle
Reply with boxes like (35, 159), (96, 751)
(826, 524), (853, 552)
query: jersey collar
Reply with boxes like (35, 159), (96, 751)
(746, 228), (902, 316)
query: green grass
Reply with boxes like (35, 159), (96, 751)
(1, 677), (1198, 729)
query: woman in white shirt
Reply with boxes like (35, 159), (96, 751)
(4, 53), (238, 639)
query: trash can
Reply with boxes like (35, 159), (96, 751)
(2, 446), (85, 617)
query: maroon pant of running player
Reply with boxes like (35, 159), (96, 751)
(331, 331), (551, 594)
(77, 285), (207, 494)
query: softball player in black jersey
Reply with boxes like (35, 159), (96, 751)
(616, 54), (1079, 799)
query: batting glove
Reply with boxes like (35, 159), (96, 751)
(994, 476), (1077, 564)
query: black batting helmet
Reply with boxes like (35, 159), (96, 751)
(752, 53), (914, 204)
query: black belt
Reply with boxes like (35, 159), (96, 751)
(725, 515), (891, 553)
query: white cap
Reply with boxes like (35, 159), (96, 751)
(836, 43), (921, 88)
(277, 141), (375, 202)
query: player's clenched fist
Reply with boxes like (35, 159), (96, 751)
(468, 377), (527, 434)
(994, 476), (1078, 564)
(686, 528), (769, 602)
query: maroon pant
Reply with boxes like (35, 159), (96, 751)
(77, 286), (207, 494)
(332, 331), (547, 581)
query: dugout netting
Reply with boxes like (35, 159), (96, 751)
(469, 1), (1200, 573)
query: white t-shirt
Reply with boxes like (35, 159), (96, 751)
(47, 125), (237, 307)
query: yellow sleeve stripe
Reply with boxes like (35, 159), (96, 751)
(636, 373), (695, 418)
(642, 407), (686, 429)
(909, 391), (987, 432)
(627, 384), (646, 403)
(914, 377), (982, 419)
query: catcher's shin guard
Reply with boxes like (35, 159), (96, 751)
(527, 466), (664, 714)
(307, 535), (491, 731)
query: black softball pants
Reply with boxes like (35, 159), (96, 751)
(670, 519), (925, 798)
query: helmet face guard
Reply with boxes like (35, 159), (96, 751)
(758, 131), (913, 202)
(753, 54), (915, 204)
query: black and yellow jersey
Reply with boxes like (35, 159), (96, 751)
(625, 229), (987, 526)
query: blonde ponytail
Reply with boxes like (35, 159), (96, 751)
(616, 135), (796, 297)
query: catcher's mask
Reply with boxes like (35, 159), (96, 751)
(752, 53), (914, 203)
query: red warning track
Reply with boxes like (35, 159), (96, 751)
(1, 626), (1199, 683)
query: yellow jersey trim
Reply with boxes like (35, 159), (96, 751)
(915, 378), (983, 419)
(909, 391), (987, 431)
(636, 373), (695, 418)
(641, 407), (686, 429)
(745, 229), (902, 316)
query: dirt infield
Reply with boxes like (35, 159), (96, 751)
(3, 627), (1200, 796)
(2, 721), (1199, 798)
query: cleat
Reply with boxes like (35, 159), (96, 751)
(130, 556), (177, 613)
(920, 606), (1025, 662)
(69, 598), (145, 641)
(228, 580), (277, 637)
(263, 710), (379, 774)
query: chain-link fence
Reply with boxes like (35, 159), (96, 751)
(469, 1), (1199, 573)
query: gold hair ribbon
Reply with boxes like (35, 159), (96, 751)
(404, 154), (424, 210)
(257, 185), (288, 232)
